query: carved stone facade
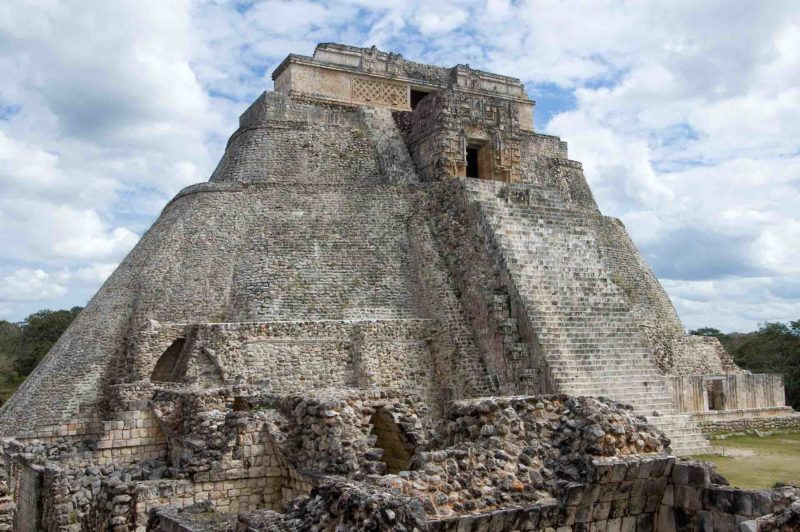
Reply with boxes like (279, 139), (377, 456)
(396, 90), (523, 182)
(350, 77), (407, 107)
(272, 42), (535, 131)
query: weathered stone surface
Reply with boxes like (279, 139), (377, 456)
(0, 41), (795, 532)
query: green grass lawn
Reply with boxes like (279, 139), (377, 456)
(692, 432), (800, 490)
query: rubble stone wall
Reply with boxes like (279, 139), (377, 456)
(697, 413), (800, 434)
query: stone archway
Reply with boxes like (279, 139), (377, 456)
(369, 408), (412, 474)
(151, 338), (186, 382)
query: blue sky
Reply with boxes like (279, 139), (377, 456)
(0, 0), (799, 332)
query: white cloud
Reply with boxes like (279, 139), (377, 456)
(0, 269), (67, 302)
(0, 199), (139, 264)
(412, 5), (468, 35)
(55, 263), (119, 285)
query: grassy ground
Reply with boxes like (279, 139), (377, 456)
(692, 432), (800, 490)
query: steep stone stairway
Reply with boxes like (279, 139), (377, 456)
(462, 179), (713, 455)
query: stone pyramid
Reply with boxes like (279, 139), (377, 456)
(0, 43), (794, 531)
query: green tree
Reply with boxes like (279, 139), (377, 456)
(727, 321), (800, 410)
(0, 320), (23, 402)
(689, 327), (726, 340)
(12, 307), (83, 375)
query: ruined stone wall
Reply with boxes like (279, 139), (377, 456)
(13, 462), (40, 531)
(696, 413), (800, 434)
(669, 335), (740, 375)
(0, 179), (427, 435)
(0, 181), (256, 437)
(144, 320), (440, 409)
(657, 461), (800, 531)
(217, 394), (677, 531)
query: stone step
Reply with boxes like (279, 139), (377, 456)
(550, 365), (658, 373)
(467, 182), (712, 457)
(555, 377), (666, 384)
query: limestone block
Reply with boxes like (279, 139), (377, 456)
(705, 487), (735, 513)
(675, 485), (702, 512)
(713, 510), (736, 532)
(732, 490), (753, 517)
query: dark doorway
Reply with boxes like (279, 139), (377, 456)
(466, 147), (480, 178)
(410, 89), (430, 109)
(151, 338), (186, 382)
(707, 379), (725, 411)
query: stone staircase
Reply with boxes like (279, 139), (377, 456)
(359, 106), (418, 183)
(462, 179), (713, 455)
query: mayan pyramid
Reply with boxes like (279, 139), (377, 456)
(0, 44), (794, 531)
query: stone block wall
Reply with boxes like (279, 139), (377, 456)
(518, 132), (598, 213)
(134, 320), (441, 411)
(696, 413), (800, 434)
(658, 461), (800, 531)
(407, 214), (497, 401)
(422, 180), (549, 395)
(425, 455), (676, 532)
(13, 462), (40, 532)
(211, 92), (380, 185)
(667, 374), (788, 414)
(271, 43), (534, 130)
(225, 183), (420, 322)
(94, 407), (167, 465)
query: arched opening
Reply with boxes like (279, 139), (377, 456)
(369, 409), (412, 474)
(151, 338), (186, 383)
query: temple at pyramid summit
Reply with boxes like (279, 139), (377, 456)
(0, 43), (797, 531)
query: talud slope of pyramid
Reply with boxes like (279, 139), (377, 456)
(0, 43), (776, 457)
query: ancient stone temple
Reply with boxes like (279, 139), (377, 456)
(0, 43), (797, 531)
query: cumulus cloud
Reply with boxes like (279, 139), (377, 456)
(0, 0), (797, 332)
(0, 269), (67, 302)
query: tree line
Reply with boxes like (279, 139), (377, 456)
(0, 307), (83, 404)
(0, 308), (797, 411)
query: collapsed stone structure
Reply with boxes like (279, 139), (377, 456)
(0, 43), (797, 531)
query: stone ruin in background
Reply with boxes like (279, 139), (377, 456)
(0, 43), (797, 531)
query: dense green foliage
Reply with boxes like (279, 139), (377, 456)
(0, 307), (83, 405)
(690, 320), (800, 410)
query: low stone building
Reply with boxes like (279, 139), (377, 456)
(0, 43), (796, 531)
